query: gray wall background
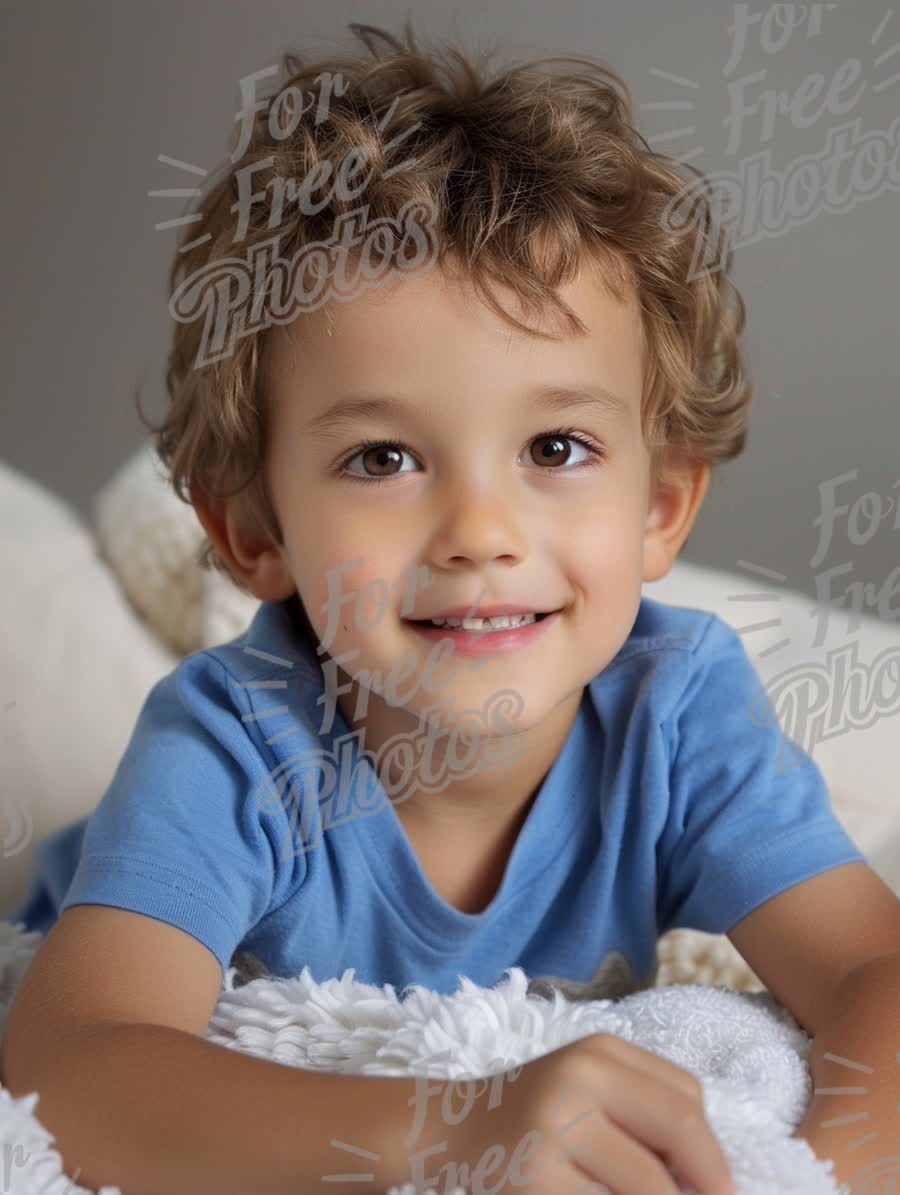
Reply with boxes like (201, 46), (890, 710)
(2, 0), (899, 618)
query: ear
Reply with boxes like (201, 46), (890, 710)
(191, 483), (296, 602)
(642, 456), (711, 583)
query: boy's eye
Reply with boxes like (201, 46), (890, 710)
(337, 428), (606, 484)
(530, 433), (599, 469)
(345, 443), (416, 480)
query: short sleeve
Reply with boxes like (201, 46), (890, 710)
(59, 655), (286, 975)
(655, 613), (866, 937)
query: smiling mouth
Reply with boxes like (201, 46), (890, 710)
(405, 611), (554, 627)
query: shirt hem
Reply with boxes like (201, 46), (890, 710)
(58, 856), (242, 974)
(663, 820), (865, 937)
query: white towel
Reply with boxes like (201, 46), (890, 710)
(0, 920), (849, 1194)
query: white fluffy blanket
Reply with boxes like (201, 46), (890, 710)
(0, 921), (845, 1194)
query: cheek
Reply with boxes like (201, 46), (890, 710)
(302, 549), (406, 642)
(562, 508), (642, 558)
(557, 504), (647, 589)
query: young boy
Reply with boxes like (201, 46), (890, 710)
(4, 20), (899, 1195)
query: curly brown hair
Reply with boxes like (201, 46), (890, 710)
(139, 19), (752, 590)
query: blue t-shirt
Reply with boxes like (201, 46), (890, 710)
(11, 594), (865, 997)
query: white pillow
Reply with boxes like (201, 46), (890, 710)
(0, 460), (179, 917)
(92, 442), (259, 656)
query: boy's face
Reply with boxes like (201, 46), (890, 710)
(241, 254), (705, 739)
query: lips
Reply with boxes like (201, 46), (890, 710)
(404, 607), (562, 657)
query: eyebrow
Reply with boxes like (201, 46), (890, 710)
(304, 384), (631, 438)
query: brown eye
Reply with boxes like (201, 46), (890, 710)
(360, 445), (404, 477)
(530, 435), (574, 467)
(524, 430), (601, 471)
(342, 441), (419, 480)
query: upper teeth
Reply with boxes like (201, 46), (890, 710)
(428, 613), (538, 630)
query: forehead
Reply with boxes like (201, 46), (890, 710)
(265, 256), (645, 412)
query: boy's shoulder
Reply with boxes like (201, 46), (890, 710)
(590, 595), (754, 722)
(165, 597), (326, 750)
(178, 597), (321, 691)
(608, 593), (738, 666)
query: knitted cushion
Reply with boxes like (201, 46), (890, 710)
(92, 442), (259, 656)
(0, 461), (178, 917)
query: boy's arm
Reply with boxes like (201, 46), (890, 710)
(0, 906), (438, 1195)
(5, 1020), (424, 1195)
(725, 862), (900, 1189)
(792, 951), (900, 1192)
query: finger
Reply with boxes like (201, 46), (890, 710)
(576, 1045), (735, 1195)
(604, 1076), (734, 1195)
(533, 1109), (684, 1195)
(588, 1033), (707, 1107)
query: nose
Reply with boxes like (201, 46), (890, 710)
(425, 481), (529, 569)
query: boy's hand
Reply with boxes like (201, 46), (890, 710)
(445, 1033), (736, 1195)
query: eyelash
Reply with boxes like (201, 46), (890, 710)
(335, 426), (606, 486)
